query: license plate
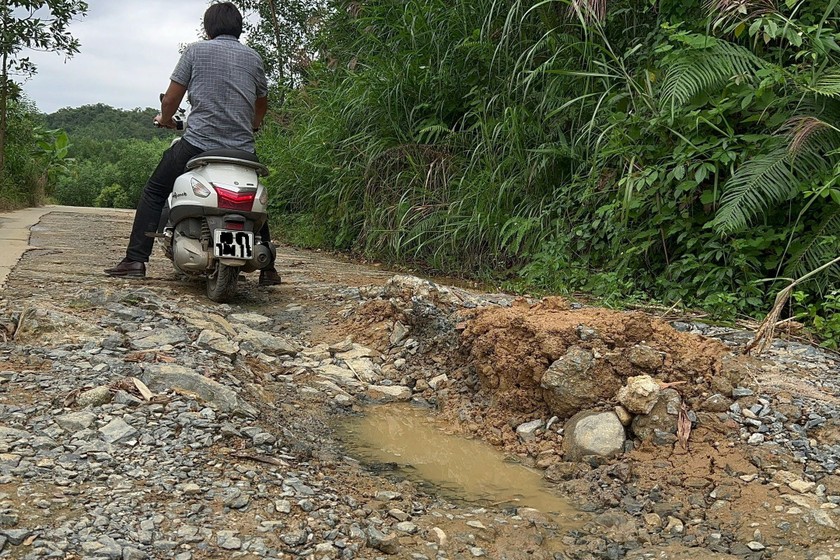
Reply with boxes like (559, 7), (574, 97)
(213, 229), (254, 259)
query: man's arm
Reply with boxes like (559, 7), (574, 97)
(253, 96), (268, 131)
(156, 81), (188, 128)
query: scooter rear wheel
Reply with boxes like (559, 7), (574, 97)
(206, 263), (239, 302)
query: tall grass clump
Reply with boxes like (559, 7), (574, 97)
(262, 0), (840, 326)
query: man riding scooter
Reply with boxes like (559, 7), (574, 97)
(104, 1), (281, 287)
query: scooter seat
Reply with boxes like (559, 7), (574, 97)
(186, 149), (269, 176)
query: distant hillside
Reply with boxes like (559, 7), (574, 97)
(47, 103), (173, 209)
(45, 104), (171, 144)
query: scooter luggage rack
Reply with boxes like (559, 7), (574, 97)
(186, 155), (269, 177)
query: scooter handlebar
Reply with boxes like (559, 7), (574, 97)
(155, 93), (185, 130)
(154, 118), (184, 130)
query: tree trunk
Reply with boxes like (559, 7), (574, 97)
(0, 42), (7, 184)
(0, 0), (6, 185)
(266, 0), (285, 86)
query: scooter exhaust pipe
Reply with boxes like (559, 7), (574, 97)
(241, 242), (275, 273)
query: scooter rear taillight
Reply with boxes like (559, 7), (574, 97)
(213, 184), (255, 211)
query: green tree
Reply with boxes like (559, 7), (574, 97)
(94, 182), (130, 209)
(113, 138), (168, 205)
(31, 126), (72, 201)
(45, 104), (168, 146)
(228, 0), (326, 90)
(0, 0), (88, 182)
(53, 158), (117, 207)
(0, 96), (42, 208)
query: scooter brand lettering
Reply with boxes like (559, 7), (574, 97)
(172, 191), (188, 199)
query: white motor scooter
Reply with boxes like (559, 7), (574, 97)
(153, 106), (275, 302)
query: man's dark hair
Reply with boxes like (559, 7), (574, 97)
(204, 2), (243, 39)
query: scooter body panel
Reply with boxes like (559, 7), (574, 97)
(161, 161), (272, 277)
(171, 163), (268, 216)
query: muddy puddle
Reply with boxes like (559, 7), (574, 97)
(338, 404), (580, 520)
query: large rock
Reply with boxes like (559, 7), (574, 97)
(336, 344), (378, 360)
(181, 310), (237, 337)
(712, 354), (753, 397)
(366, 385), (412, 403)
(99, 418), (137, 444)
(342, 357), (380, 382)
(76, 386), (112, 408)
(517, 419), (544, 442)
(390, 322), (409, 346)
(129, 327), (187, 350)
(55, 411), (97, 433)
(367, 527), (400, 555)
(235, 326), (298, 356)
(541, 347), (621, 418)
(699, 393), (732, 413)
(0, 426), (30, 442)
(562, 411), (626, 461)
(316, 365), (366, 389)
(626, 345), (665, 371)
(383, 275), (455, 305)
(631, 388), (681, 443)
(229, 312), (272, 326)
(13, 307), (113, 344)
(140, 364), (257, 417)
(616, 375), (660, 415)
(196, 329), (239, 358)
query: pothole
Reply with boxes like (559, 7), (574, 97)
(336, 403), (583, 523)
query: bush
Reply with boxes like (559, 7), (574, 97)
(94, 183), (131, 208)
(0, 99), (47, 209)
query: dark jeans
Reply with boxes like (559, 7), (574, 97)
(125, 139), (272, 262)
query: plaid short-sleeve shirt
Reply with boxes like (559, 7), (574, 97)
(170, 35), (268, 152)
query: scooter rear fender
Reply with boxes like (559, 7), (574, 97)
(167, 205), (267, 234)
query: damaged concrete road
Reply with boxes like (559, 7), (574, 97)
(0, 207), (839, 560)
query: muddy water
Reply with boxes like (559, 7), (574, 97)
(339, 404), (577, 517)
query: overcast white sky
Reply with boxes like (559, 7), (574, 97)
(21, 0), (220, 114)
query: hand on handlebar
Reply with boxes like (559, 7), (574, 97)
(154, 114), (178, 129)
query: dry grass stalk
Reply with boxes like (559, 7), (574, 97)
(706, 0), (778, 23)
(784, 116), (833, 155)
(745, 254), (840, 355)
(569, 0), (607, 23)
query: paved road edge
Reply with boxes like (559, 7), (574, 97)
(0, 205), (134, 290)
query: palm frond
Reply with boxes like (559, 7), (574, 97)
(784, 208), (840, 284)
(660, 37), (768, 113)
(713, 144), (827, 234)
(809, 70), (840, 98)
(706, 0), (779, 25)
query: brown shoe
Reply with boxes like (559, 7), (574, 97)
(259, 267), (281, 286)
(104, 259), (146, 278)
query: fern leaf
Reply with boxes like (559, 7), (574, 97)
(661, 37), (769, 112)
(785, 209), (840, 285)
(809, 70), (840, 98)
(713, 145), (827, 234)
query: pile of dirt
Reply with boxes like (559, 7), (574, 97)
(337, 276), (840, 558)
(459, 297), (734, 417)
(344, 286), (757, 457)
